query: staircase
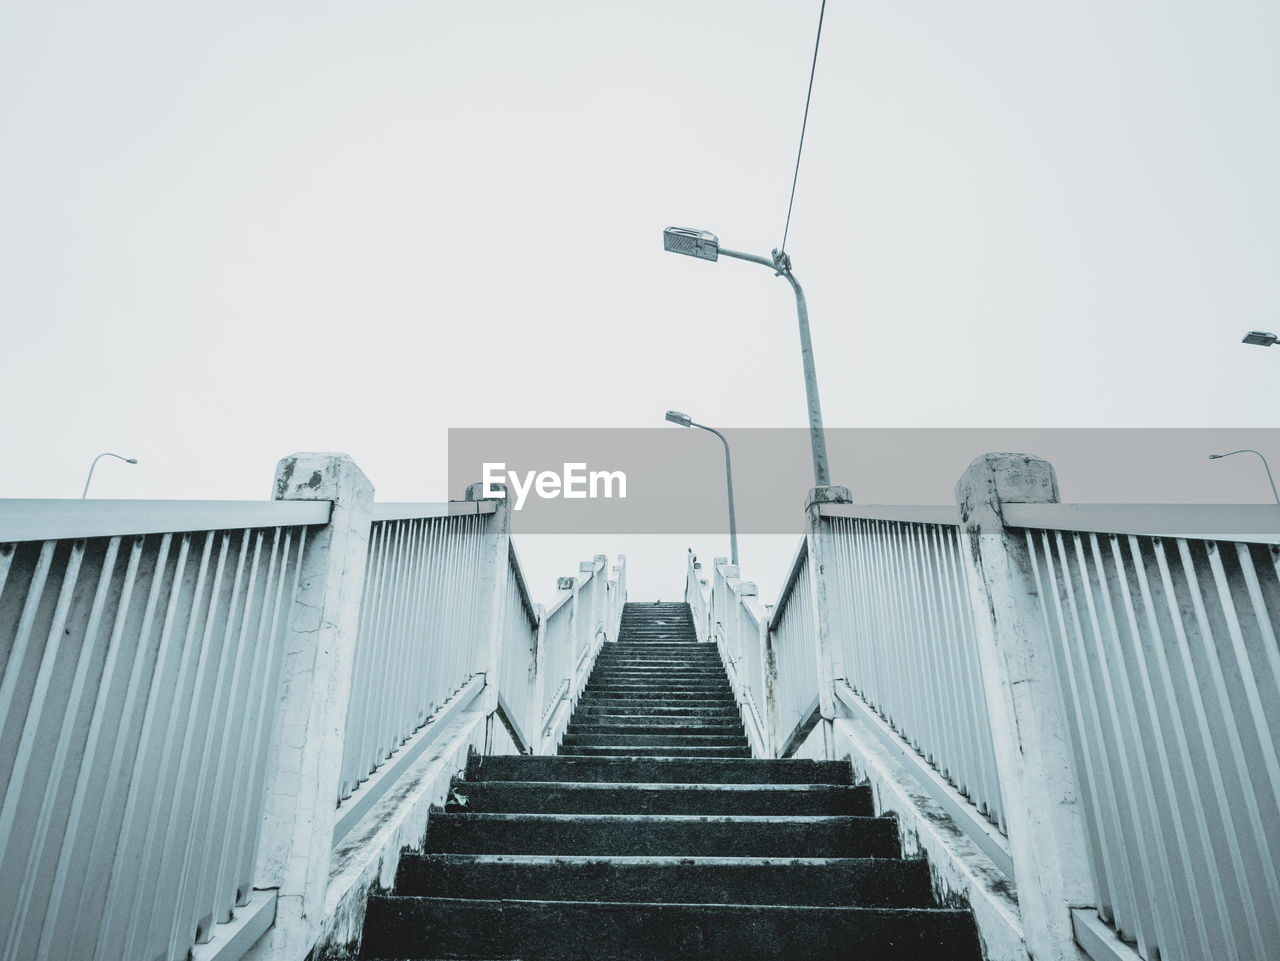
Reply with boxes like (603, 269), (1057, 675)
(358, 602), (983, 960)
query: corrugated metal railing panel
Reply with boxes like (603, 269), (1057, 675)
(498, 545), (539, 747)
(770, 548), (819, 747)
(540, 599), (573, 724)
(338, 513), (486, 803)
(735, 594), (766, 734)
(1023, 528), (1280, 961)
(0, 525), (307, 961)
(827, 516), (1005, 833)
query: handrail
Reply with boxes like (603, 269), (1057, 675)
(769, 537), (809, 630)
(507, 541), (538, 626)
(816, 503), (960, 525)
(1003, 502), (1280, 543)
(0, 499), (332, 542)
(373, 501), (497, 521)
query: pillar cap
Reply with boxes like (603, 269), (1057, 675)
(805, 485), (853, 511)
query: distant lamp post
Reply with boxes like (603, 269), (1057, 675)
(665, 410), (738, 566)
(82, 452), (138, 498)
(1242, 331), (1278, 347)
(663, 226), (831, 489)
(1208, 449), (1280, 505)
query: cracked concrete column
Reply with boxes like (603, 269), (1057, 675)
(955, 453), (1094, 961)
(247, 453), (374, 961)
(803, 485), (853, 757)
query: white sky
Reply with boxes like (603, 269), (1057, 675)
(3, 2), (1278, 604)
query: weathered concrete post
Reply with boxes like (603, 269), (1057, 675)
(465, 483), (511, 727)
(248, 453), (374, 961)
(803, 485), (853, 758)
(955, 453), (1094, 961)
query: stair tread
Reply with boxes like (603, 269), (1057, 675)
(356, 600), (982, 961)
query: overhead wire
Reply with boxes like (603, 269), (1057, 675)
(779, 0), (827, 257)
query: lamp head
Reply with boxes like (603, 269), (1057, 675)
(663, 227), (719, 262)
(1242, 330), (1278, 347)
(1208, 454), (1224, 460)
(665, 410), (693, 427)
(126, 458), (138, 464)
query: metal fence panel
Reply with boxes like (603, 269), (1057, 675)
(1023, 528), (1280, 961)
(0, 525), (306, 961)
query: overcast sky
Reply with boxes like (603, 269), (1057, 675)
(3, 2), (1278, 603)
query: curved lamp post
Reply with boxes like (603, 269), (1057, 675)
(1208, 449), (1279, 505)
(82, 452), (138, 498)
(663, 227), (830, 488)
(665, 410), (738, 566)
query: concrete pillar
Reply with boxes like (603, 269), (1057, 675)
(804, 485), (853, 756)
(248, 453), (374, 961)
(955, 453), (1094, 961)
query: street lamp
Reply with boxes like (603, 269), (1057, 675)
(1242, 331), (1278, 347)
(665, 410), (738, 566)
(663, 226), (831, 488)
(82, 452), (138, 498)
(1208, 449), (1280, 505)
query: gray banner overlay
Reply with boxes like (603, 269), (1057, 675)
(448, 428), (1280, 534)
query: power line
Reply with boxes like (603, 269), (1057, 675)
(779, 0), (827, 256)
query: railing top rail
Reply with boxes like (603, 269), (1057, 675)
(508, 540), (539, 626)
(816, 503), (960, 525)
(373, 501), (498, 521)
(1003, 502), (1280, 544)
(0, 498), (332, 543)
(545, 588), (574, 620)
(768, 536), (810, 631)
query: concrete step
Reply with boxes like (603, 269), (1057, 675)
(572, 705), (741, 719)
(466, 754), (854, 785)
(589, 670), (724, 678)
(578, 690), (735, 702)
(590, 663), (723, 671)
(566, 721), (745, 736)
(359, 897), (983, 961)
(566, 727), (745, 740)
(394, 853), (930, 906)
(561, 733), (749, 749)
(587, 676), (730, 685)
(565, 745), (753, 758)
(447, 781), (873, 816)
(424, 812), (900, 858)
(585, 685), (732, 696)
(573, 703), (738, 714)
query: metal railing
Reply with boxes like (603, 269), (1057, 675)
(700, 472), (1279, 961)
(700, 556), (768, 754)
(0, 472), (624, 961)
(768, 543), (820, 755)
(0, 501), (324, 961)
(1014, 510), (1280, 961)
(825, 511), (1004, 833)
(539, 554), (626, 751)
(339, 506), (491, 802)
(497, 541), (540, 752)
